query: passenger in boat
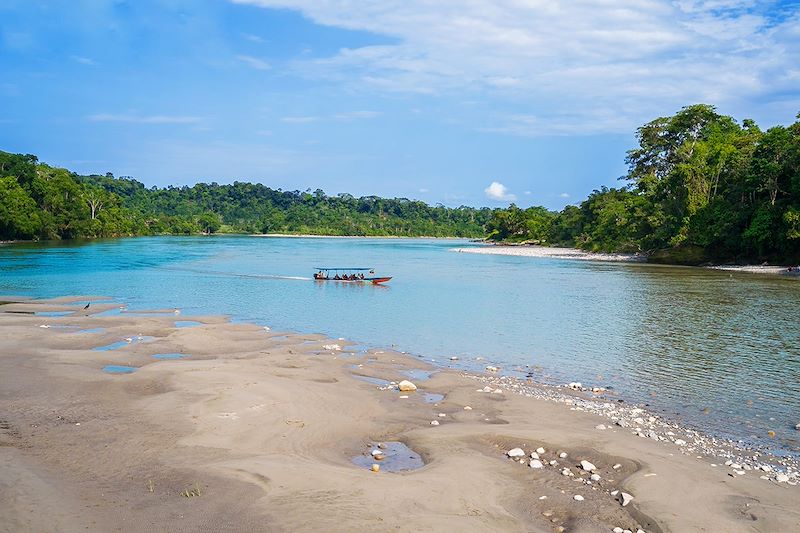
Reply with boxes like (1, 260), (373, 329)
(334, 274), (340, 280)
(359, 273), (365, 280)
(349, 274), (356, 280)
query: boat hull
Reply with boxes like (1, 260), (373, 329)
(314, 277), (392, 284)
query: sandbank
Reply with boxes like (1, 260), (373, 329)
(454, 245), (645, 263)
(1, 297), (798, 532)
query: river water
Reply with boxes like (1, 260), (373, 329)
(1, 236), (798, 456)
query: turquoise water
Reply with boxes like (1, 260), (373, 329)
(102, 365), (137, 374)
(152, 353), (189, 360)
(1, 236), (799, 455)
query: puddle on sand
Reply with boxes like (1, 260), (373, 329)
(74, 327), (105, 335)
(35, 311), (74, 317)
(92, 336), (154, 352)
(402, 369), (436, 381)
(152, 353), (189, 360)
(352, 442), (425, 472)
(423, 393), (445, 404)
(175, 320), (202, 328)
(352, 375), (393, 387)
(102, 365), (137, 374)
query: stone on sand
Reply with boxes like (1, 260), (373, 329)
(580, 460), (596, 472)
(573, 494), (584, 501)
(619, 492), (634, 506)
(507, 448), (526, 458)
(398, 380), (417, 391)
(529, 460), (544, 469)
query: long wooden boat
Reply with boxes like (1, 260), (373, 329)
(313, 267), (392, 284)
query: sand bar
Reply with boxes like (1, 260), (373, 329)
(454, 245), (645, 263)
(1, 296), (798, 532)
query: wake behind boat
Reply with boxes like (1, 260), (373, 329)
(313, 267), (392, 284)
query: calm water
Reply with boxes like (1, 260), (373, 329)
(1, 236), (798, 455)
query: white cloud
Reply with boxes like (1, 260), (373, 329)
(70, 55), (97, 66)
(559, 192), (570, 198)
(236, 54), (271, 70)
(418, 187), (429, 193)
(484, 181), (516, 202)
(333, 110), (381, 120)
(87, 113), (202, 124)
(243, 33), (265, 43)
(281, 116), (318, 123)
(524, 190), (532, 195)
(231, 0), (800, 134)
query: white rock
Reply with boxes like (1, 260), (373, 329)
(399, 395), (409, 399)
(430, 420), (440, 426)
(760, 465), (772, 472)
(613, 528), (624, 533)
(438, 413), (446, 418)
(491, 388), (503, 394)
(610, 490), (619, 496)
(530, 452), (539, 459)
(573, 494), (584, 501)
(568, 382), (582, 390)
(538, 495), (547, 500)
(632, 417), (644, 425)
(507, 448), (526, 458)
(795, 423), (800, 430)
(776, 473), (790, 483)
(450, 356), (459, 360)
(612, 463), (622, 470)
(549, 460), (558, 466)
(482, 386), (492, 392)
(485, 365), (499, 372)
(536, 447), (546, 454)
(530, 460), (544, 469)
(38, 324), (50, 328)
(371, 449), (383, 456)
(463, 406), (473, 410)
(595, 424), (607, 430)
(730, 463), (742, 470)
(580, 460), (597, 472)
(590, 474), (601, 481)
(322, 344), (341, 351)
(561, 468), (573, 477)
(674, 439), (687, 446)
(559, 452), (568, 459)
(398, 380), (417, 391)
(619, 492), (634, 506)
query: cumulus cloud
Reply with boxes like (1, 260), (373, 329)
(230, 0), (800, 133)
(87, 113), (202, 124)
(560, 192), (570, 198)
(484, 181), (516, 202)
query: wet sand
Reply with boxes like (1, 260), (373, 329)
(1, 296), (798, 532)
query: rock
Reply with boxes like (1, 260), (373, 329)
(619, 492), (634, 506)
(632, 417), (645, 426)
(485, 365), (499, 372)
(561, 468), (573, 477)
(507, 448), (526, 458)
(776, 473), (790, 483)
(430, 420), (440, 426)
(38, 324), (50, 328)
(559, 452), (568, 459)
(491, 388), (503, 394)
(322, 344), (341, 351)
(463, 406), (472, 410)
(795, 423), (800, 430)
(674, 439), (687, 446)
(399, 395), (409, 399)
(373, 454), (385, 460)
(580, 460), (597, 472)
(549, 460), (558, 466)
(760, 465), (772, 472)
(568, 382), (582, 390)
(595, 424), (607, 430)
(610, 490), (619, 496)
(573, 494), (584, 501)
(530, 452), (539, 459)
(530, 459), (544, 469)
(538, 495), (547, 500)
(450, 356), (459, 360)
(398, 380), (417, 391)
(613, 528), (624, 533)
(536, 447), (546, 454)
(371, 449), (383, 456)
(371, 464), (380, 472)
(590, 474), (600, 481)
(438, 413), (446, 418)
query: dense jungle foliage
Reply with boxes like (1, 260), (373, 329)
(486, 105), (800, 264)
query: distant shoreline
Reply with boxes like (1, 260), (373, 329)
(251, 233), (468, 239)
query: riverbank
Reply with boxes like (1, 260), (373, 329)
(454, 244), (646, 263)
(252, 233), (467, 239)
(1, 296), (798, 532)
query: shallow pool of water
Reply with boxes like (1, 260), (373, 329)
(102, 365), (137, 374)
(152, 353), (189, 360)
(352, 441), (425, 472)
(175, 320), (203, 328)
(93, 336), (154, 351)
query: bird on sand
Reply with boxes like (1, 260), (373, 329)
(83, 302), (90, 309)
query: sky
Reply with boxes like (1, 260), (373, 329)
(1, 1), (799, 209)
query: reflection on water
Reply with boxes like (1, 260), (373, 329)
(1, 236), (799, 456)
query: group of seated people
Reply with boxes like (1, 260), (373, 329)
(314, 271), (366, 280)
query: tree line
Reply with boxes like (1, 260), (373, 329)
(486, 105), (800, 264)
(0, 152), (492, 240)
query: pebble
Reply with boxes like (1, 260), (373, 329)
(530, 452), (539, 459)
(559, 452), (568, 459)
(530, 459), (544, 469)
(507, 448), (526, 458)
(438, 413), (446, 418)
(580, 460), (597, 472)
(371, 449), (383, 456)
(371, 464), (380, 472)
(450, 356), (459, 360)
(536, 447), (546, 454)
(573, 494), (584, 501)
(398, 395), (409, 399)
(619, 492), (634, 506)
(590, 473), (600, 481)
(674, 439), (686, 446)
(776, 473), (790, 483)
(538, 495), (547, 500)
(613, 528), (624, 533)
(430, 420), (440, 426)
(486, 366), (499, 372)
(398, 380), (417, 392)
(795, 423), (800, 430)
(595, 424), (607, 430)
(612, 463), (622, 470)
(463, 406), (473, 410)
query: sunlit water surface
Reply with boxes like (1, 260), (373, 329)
(1, 236), (798, 455)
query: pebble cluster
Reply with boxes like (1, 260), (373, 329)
(471, 373), (800, 486)
(504, 444), (645, 532)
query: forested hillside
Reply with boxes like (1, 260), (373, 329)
(0, 152), (491, 240)
(486, 105), (800, 264)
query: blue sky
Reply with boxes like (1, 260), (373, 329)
(1, 1), (799, 209)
